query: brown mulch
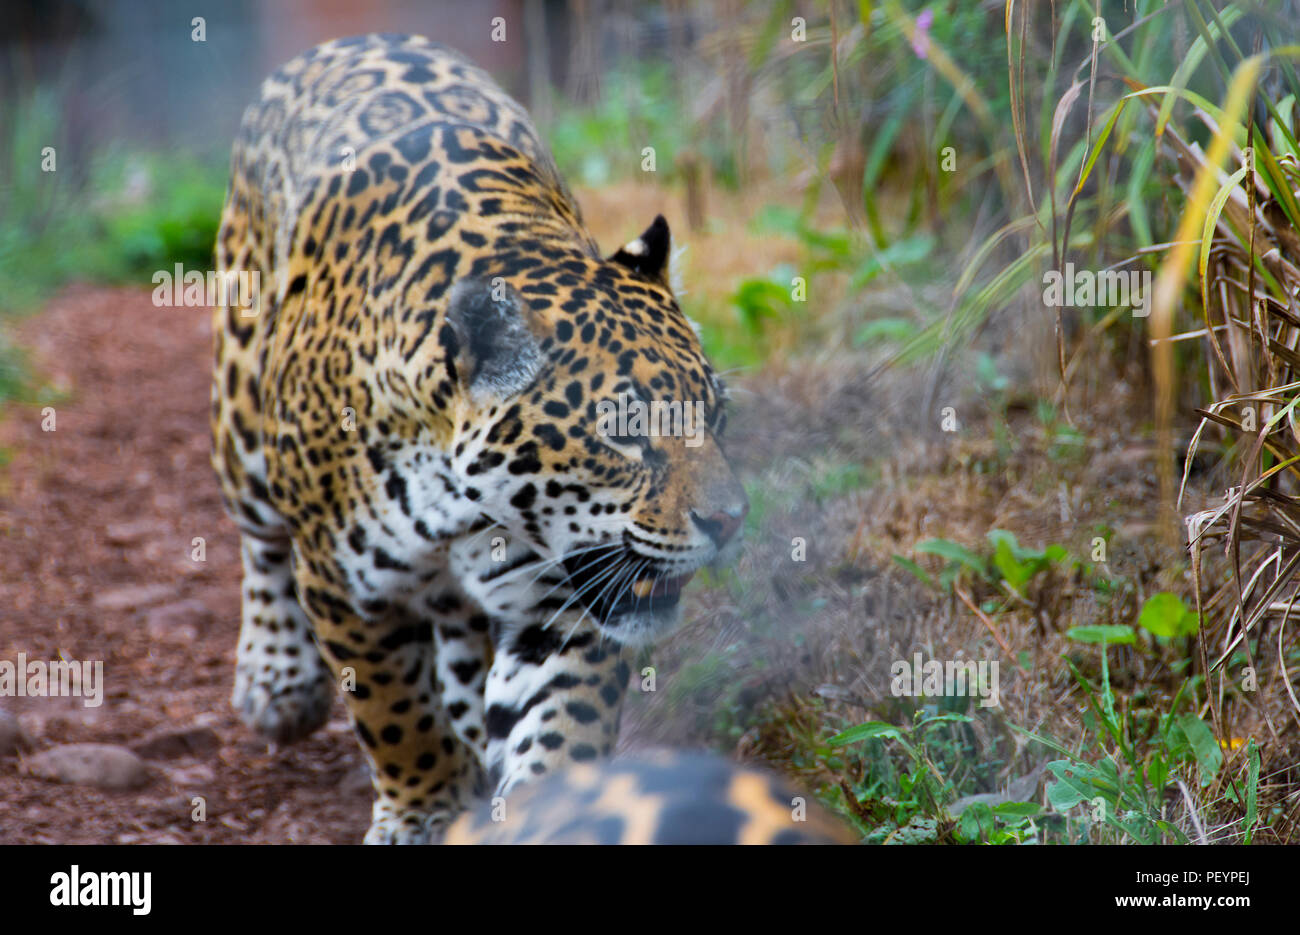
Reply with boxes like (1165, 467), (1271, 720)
(0, 285), (371, 844)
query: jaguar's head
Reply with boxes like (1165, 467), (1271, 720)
(445, 216), (747, 645)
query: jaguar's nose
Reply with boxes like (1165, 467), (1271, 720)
(690, 503), (747, 547)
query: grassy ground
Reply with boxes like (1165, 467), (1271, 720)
(592, 177), (1293, 844)
(622, 325), (1287, 843)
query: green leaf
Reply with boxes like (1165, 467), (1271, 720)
(1198, 162), (1251, 321)
(1245, 739), (1260, 845)
(891, 555), (935, 588)
(986, 528), (1025, 556)
(1072, 99), (1128, 199)
(992, 537), (1031, 589)
(992, 801), (1042, 819)
(854, 317), (919, 347)
(730, 276), (792, 335)
(885, 816), (938, 845)
(1127, 138), (1155, 246)
(914, 539), (988, 579)
(1011, 724), (1073, 758)
(1154, 6), (1245, 137)
(1174, 714), (1223, 785)
(828, 721), (907, 747)
(1137, 592), (1199, 638)
(848, 234), (935, 291)
(1046, 761), (1094, 811)
(915, 713), (974, 730)
(1066, 625), (1137, 645)
(958, 802), (995, 841)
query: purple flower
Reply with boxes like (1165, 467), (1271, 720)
(912, 9), (933, 59)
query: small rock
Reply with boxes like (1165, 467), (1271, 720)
(151, 621), (197, 643)
(93, 584), (173, 612)
(0, 709), (33, 757)
(256, 802), (335, 844)
(163, 763), (216, 787)
(166, 793), (199, 815)
(132, 725), (220, 761)
(24, 743), (149, 789)
(950, 763), (1048, 816)
(144, 599), (211, 641)
(103, 520), (157, 545)
(116, 829), (183, 845)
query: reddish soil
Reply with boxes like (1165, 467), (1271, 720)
(0, 286), (371, 843)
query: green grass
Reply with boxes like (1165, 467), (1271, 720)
(1018, 649), (1226, 845)
(84, 153), (225, 284)
(546, 64), (707, 187)
(0, 85), (227, 407)
(827, 706), (1031, 844)
(0, 87), (88, 312)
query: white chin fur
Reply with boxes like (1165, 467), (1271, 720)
(595, 603), (683, 648)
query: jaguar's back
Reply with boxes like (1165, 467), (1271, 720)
(212, 35), (595, 537)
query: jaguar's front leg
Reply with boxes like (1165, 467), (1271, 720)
(483, 620), (634, 795)
(293, 563), (487, 844)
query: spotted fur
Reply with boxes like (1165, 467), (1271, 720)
(444, 751), (857, 845)
(210, 34), (747, 843)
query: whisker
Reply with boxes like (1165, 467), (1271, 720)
(529, 544), (628, 603)
(492, 540), (621, 591)
(540, 559), (627, 633)
(562, 557), (649, 647)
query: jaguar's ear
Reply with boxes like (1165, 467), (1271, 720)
(610, 214), (671, 285)
(444, 277), (543, 401)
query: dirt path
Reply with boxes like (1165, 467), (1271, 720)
(0, 286), (371, 843)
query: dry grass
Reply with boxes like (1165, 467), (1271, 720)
(574, 178), (803, 305)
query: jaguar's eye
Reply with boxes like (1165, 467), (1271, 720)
(599, 433), (646, 461)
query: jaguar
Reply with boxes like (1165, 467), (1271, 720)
(210, 33), (748, 843)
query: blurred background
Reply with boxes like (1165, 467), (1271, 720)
(2, 0), (1300, 845)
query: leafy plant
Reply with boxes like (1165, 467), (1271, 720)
(1137, 592), (1199, 639)
(86, 154), (225, 282)
(0, 85), (228, 409)
(1065, 624), (1137, 646)
(730, 268), (798, 337)
(826, 708), (1040, 844)
(988, 529), (1068, 593)
(900, 529), (1072, 596)
(546, 64), (697, 186)
(1019, 642), (1220, 844)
